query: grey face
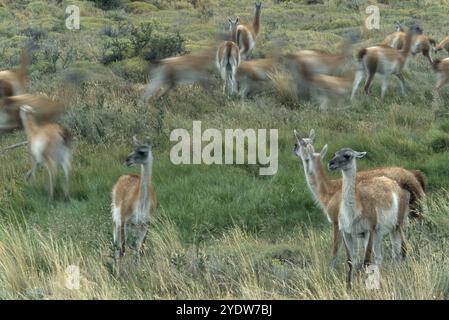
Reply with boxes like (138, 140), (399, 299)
(228, 18), (239, 31)
(328, 148), (366, 171)
(255, 2), (262, 10)
(410, 25), (423, 35)
(293, 139), (306, 158)
(125, 145), (151, 167)
(293, 129), (315, 160)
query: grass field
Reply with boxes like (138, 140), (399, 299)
(1, 0), (449, 299)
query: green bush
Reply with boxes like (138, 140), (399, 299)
(100, 22), (186, 64)
(90, 0), (122, 10)
(101, 37), (130, 64)
(110, 57), (148, 82)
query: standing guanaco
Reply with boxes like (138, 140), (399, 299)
(229, 2), (262, 60)
(111, 136), (157, 269)
(352, 25), (423, 99)
(328, 148), (409, 287)
(216, 41), (241, 94)
(19, 105), (72, 203)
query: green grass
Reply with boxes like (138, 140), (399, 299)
(1, 0), (449, 299)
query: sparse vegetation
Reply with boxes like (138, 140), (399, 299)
(0, 0), (449, 299)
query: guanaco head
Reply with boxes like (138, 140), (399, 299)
(394, 21), (404, 32)
(409, 25), (423, 36)
(293, 129), (315, 160)
(293, 129), (328, 175)
(435, 42), (445, 53)
(19, 104), (35, 117)
(124, 136), (152, 167)
(228, 17), (240, 32)
(328, 148), (366, 172)
(255, 1), (262, 11)
(18, 105), (35, 128)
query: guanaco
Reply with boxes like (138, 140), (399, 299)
(216, 41), (241, 94)
(0, 48), (29, 96)
(435, 36), (449, 56)
(328, 148), (409, 287)
(432, 58), (449, 100)
(19, 105), (72, 202)
(111, 136), (157, 267)
(293, 130), (425, 269)
(0, 93), (64, 133)
(142, 50), (215, 102)
(284, 39), (354, 99)
(236, 58), (276, 99)
(229, 2), (262, 60)
(352, 25), (423, 99)
(383, 24), (436, 64)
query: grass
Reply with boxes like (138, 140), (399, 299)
(0, 0), (449, 299)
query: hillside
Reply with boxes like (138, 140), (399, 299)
(0, 0), (448, 299)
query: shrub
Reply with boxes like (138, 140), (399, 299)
(110, 57), (148, 82)
(125, 1), (159, 14)
(90, 0), (122, 10)
(129, 23), (156, 56)
(142, 31), (186, 61)
(101, 37), (130, 64)
(34, 39), (61, 74)
(429, 132), (449, 153)
(22, 26), (48, 41)
(100, 22), (186, 65)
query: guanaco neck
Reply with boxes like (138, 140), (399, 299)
(301, 158), (319, 201)
(301, 155), (337, 207)
(19, 111), (38, 139)
(138, 153), (153, 213)
(400, 30), (414, 63)
(341, 162), (359, 219)
(231, 27), (238, 43)
(253, 7), (261, 36)
(312, 156), (338, 206)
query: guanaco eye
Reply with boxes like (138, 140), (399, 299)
(344, 154), (351, 159)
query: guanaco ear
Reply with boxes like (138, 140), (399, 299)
(144, 136), (152, 147)
(293, 129), (301, 140)
(320, 144), (328, 159)
(309, 129), (316, 143)
(132, 135), (141, 147)
(354, 151), (367, 158)
(236, 17), (239, 24)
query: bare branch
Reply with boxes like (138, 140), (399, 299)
(0, 141), (28, 154)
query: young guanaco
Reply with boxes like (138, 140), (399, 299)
(111, 136), (157, 268)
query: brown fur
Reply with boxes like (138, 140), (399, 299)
(352, 26), (421, 99)
(435, 36), (449, 55)
(301, 147), (424, 268)
(383, 31), (435, 64)
(0, 48), (29, 96)
(143, 49), (215, 101)
(433, 57), (449, 91)
(300, 60), (354, 109)
(111, 138), (157, 267)
(231, 2), (262, 60)
(284, 40), (353, 98)
(112, 175), (157, 223)
(236, 58), (276, 98)
(20, 105), (72, 202)
(216, 41), (241, 94)
(310, 157), (425, 222)
(0, 94), (65, 133)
